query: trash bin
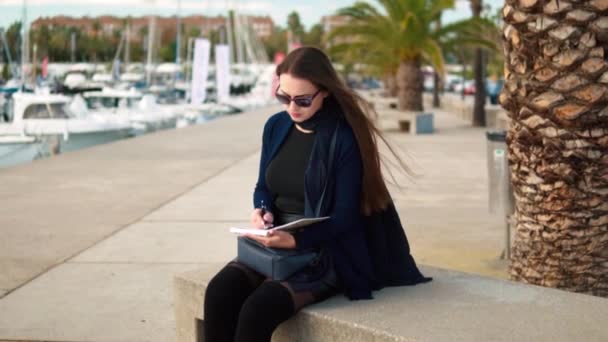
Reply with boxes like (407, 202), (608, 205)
(486, 130), (515, 258)
(486, 131), (514, 215)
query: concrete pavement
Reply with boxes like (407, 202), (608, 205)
(1, 103), (516, 341)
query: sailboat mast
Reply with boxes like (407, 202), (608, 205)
(70, 32), (76, 63)
(124, 23), (130, 71)
(234, 11), (244, 64)
(146, 16), (155, 86)
(225, 1), (234, 65)
(175, 0), (181, 65)
(20, 0), (29, 87)
(0, 28), (17, 77)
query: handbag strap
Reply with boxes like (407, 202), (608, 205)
(314, 122), (339, 216)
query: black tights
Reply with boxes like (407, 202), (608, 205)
(203, 263), (296, 342)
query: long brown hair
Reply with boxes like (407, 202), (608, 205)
(276, 46), (407, 215)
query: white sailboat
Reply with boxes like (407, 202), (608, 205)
(220, 3), (275, 110)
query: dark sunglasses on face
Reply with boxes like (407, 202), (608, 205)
(275, 86), (322, 108)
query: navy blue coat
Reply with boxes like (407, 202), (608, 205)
(253, 110), (430, 299)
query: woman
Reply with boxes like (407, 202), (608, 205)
(203, 47), (430, 342)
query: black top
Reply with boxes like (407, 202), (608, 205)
(265, 126), (315, 214)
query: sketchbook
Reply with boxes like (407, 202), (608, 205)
(229, 216), (330, 237)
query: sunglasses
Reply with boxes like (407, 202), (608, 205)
(275, 86), (322, 108)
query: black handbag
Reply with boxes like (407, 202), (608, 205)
(237, 236), (320, 281)
(237, 124), (339, 281)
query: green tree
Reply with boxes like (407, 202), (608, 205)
(130, 43), (144, 63)
(484, 7), (504, 79)
(262, 26), (287, 60)
(187, 26), (201, 39)
(2, 63), (10, 80)
(5, 22), (21, 63)
(303, 23), (324, 48)
(470, 0), (486, 126)
(330, 0), (494, 112)
(48, 28), (71, 61)
(159, 43), (175, 62)
(139, 25), (148, 38)
(92, 19), (102, 38)
(331, 0), (452, 111)
(287, 11), (305, 42)
(30, 25), (50, 60)
(208, 28), (222, 61)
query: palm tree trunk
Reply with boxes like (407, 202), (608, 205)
(396, 59), (423, 111)
(432, 71), (441, 108)
(502, 0), (608, 297)
(384, 73), (398, 97)
(473, 47), (486, 126)
(460, 56), (467, 100)
(471, 0), (486, 126)
(432, 16), (442, 109)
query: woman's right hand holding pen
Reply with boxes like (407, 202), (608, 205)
(250, 207), (274, 229)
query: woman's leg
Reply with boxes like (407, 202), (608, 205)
(233, 281), (295, 342)
(204, 262), (264, 342)
(233, 280), (338, 342)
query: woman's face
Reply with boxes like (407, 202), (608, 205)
(277, 73), (327, 123)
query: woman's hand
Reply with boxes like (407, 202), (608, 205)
(250, 208), (274, 229)
(245, 230), (296, 249)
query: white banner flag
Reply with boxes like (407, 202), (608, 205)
(191, 39), (211, 105)
(215, 44), (231, 103)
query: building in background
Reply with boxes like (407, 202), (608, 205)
(320, 15), (350, 47)
(249, 16), (273, 39)
(31, 15), (274, 41)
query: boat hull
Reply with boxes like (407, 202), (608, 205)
(59, 128), (132, 152)
(0, 140), (42, 168)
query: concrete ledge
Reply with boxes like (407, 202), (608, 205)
(359, 93), (398, 112)
(361, 92), (510, 131)
(437, 95), (511, 130)
(376, 109), (434, 134)
(174, 265), (608, 342)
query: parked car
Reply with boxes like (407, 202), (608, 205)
(464, 81), (476, 95)
(362, 78), (381, 89)
(423, 76), (435, 92)
(445, 74), (463, 92)
(453, 80), (474, 94)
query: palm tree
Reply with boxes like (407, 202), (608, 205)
(329, 0), (495, 112)
(430, 12), (499, 108)
(330, 0), (449, 111)
(470, 0), (486, 126)
(327, 34), (401, 97)
(432, 16), (443, 108)
(501, 0), (608, 297)
(92, 19), (102, 39)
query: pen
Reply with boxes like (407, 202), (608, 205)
(260, 200), (271, 229)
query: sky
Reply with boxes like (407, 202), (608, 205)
(0, 0), (503, 30)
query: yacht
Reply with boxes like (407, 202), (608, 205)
(81, 88), (178, 135)
(0, 92), (132, 153)
(0, 135), (44, 168)
(171, 102), (243, 128)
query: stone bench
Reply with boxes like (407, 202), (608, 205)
(376, 109), (434, 134)
(358, 95), (434, 134)
(360, 95), (398, 112)
(173, 264), (608, 341)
